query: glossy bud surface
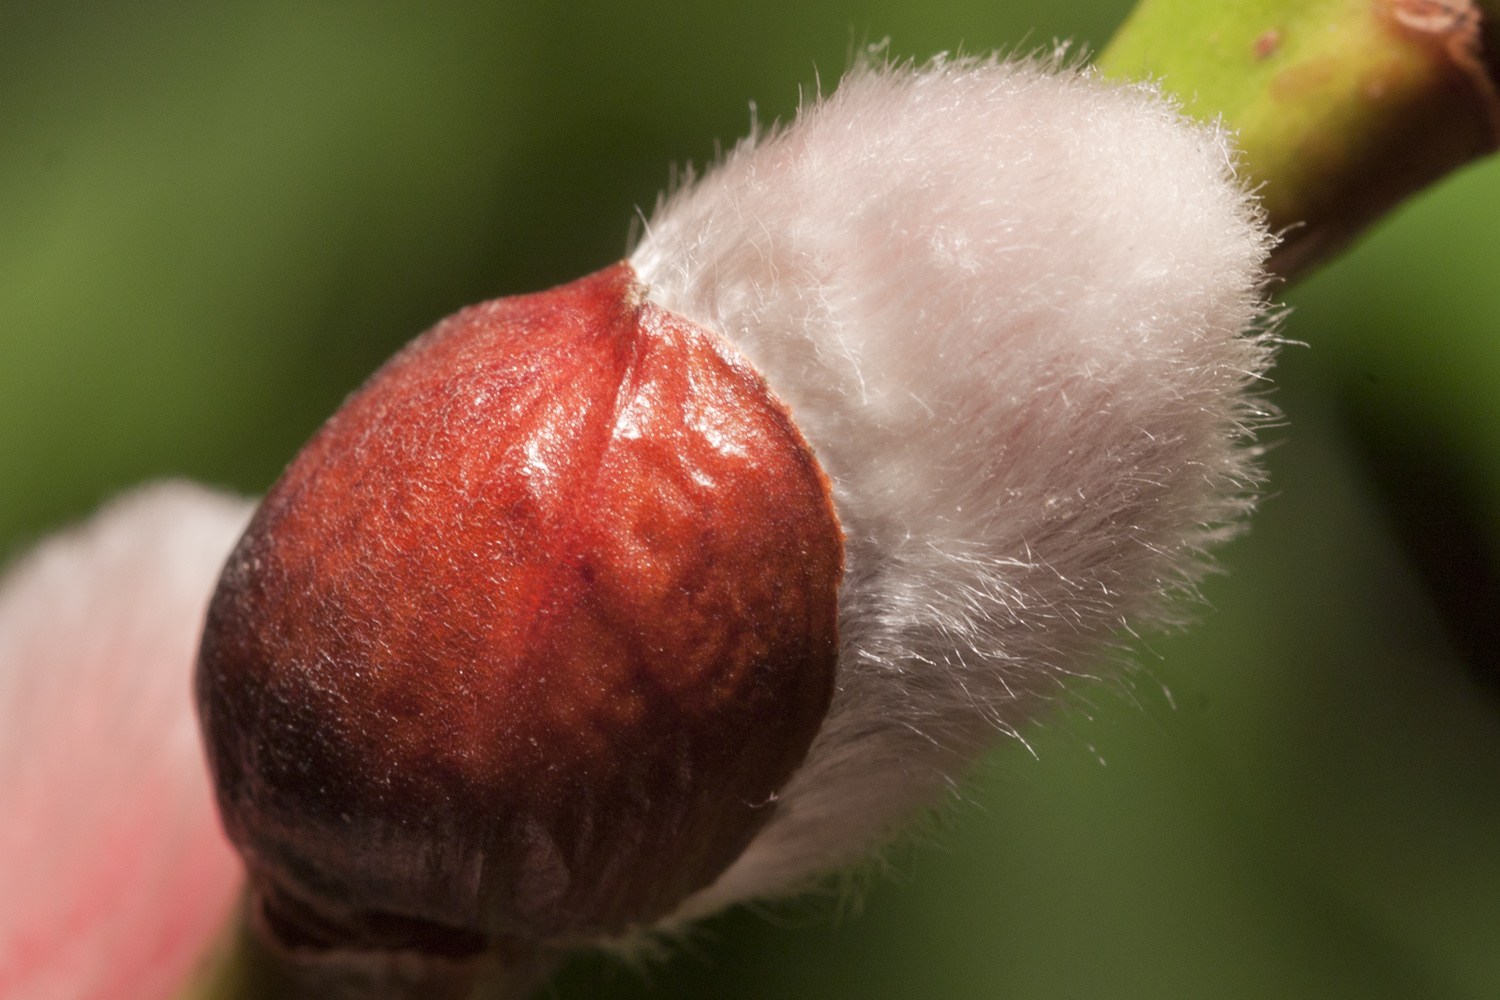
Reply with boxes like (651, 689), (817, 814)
(197, 263), (842, 951)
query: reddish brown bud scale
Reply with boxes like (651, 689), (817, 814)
(197, 263), (842, 952)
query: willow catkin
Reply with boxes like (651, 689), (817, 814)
(633, 56), (1274, 920)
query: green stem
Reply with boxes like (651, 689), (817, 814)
(1099, 0), (1500, 279)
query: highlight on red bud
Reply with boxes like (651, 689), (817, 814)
(195, 262), (844, 954)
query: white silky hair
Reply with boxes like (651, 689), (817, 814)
(631, 55), (1275, 921)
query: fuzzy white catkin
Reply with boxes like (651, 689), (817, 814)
(631, 56), (1274, 921)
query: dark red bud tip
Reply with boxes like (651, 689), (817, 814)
(196, 262), (843, 953)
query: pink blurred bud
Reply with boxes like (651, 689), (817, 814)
(0, 485), (253, 1000)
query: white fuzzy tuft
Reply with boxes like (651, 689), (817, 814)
(0, 483), (252, 1000)
(631, 56), (1274, 919)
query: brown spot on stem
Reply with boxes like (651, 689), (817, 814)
(1361, 57), (1407, 100)
(1254, 29), (1282, 61)
(1269, 57), (1338, 101)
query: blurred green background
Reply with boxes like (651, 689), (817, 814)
(4, 1), (1499, 997)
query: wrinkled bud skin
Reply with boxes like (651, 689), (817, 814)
(197, 262), (842, 951)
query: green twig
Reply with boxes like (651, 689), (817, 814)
(1099, 0), (1500, 279)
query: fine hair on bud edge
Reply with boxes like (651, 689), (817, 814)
(630, 51), (1277, 927)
